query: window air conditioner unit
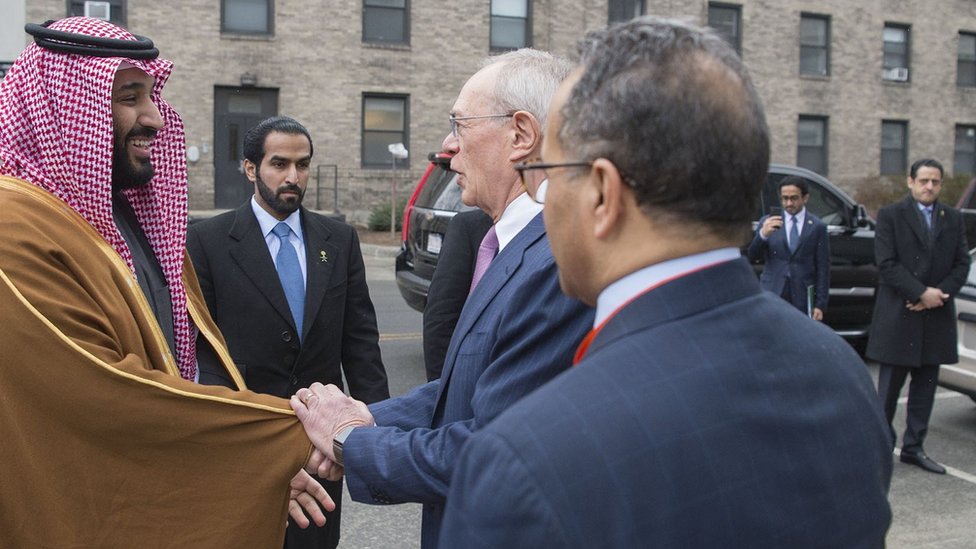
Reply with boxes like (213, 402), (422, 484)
(84, 1), (111, 21)
(884, 67), (909, 81)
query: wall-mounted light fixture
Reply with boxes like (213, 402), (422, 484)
(240, 72), (258, 87)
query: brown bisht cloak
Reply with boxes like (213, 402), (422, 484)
(0, 176), (313, 547)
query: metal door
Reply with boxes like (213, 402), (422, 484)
(213, 87), (277, 208)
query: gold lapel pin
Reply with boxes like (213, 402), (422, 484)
(320, 250), (328, 263)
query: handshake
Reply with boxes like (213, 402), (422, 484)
(286, 382), (374, 529)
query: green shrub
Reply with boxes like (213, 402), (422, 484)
(368, 198), (407, 231)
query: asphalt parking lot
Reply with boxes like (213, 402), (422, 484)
(338, 254), (976, 549)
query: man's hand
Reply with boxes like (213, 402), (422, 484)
(305, 447), (344, 482)
(760, 215), (783, 238)
(291, 383), (374, 463)
(287, 469), (334, 529)
(812, 307), (824, 321)
(918, 287), (949, 309)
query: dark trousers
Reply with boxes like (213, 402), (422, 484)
(877, 363), (940, 453)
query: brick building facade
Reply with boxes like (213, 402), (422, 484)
(19, 0), (976, 221)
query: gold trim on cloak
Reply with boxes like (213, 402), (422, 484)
(0, 175), (288, 414)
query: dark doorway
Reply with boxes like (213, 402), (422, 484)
(213, 87), (278, 208)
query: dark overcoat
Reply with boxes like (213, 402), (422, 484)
(866, 195), (970, 366)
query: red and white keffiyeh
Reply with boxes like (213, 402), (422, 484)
(0, 17), (196, 380)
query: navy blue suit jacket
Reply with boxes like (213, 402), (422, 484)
(441, 258), (892, 548)
(747, 212), (830, 313)
(341, 213), (594, 548)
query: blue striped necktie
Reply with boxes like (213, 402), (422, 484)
(272, 222), (304, 337)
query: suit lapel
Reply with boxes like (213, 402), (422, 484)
(227, 203), (297, 331)
(899, 196), (930, 249)
(795, 214), (817, 253)
(300, 210), (337, 341)
(931, 202), (945, 241)
(435, 213), (546, 396)
(769, 221), (790, 255)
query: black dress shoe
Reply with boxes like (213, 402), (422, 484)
(900, 450), (947, 474)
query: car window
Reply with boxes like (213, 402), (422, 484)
(805, 182), (847, 226)
(761, 172), (848, 226)
(431, 174), (466, 211)
(415, 164), (458, 209)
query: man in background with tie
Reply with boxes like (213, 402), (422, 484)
(287, 49), (593, 548)
(747, 176), (830, 320)
(866, 158), (970, 475)
(187, 116), (389, 548)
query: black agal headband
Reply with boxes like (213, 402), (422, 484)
(25, 20), (159, 60)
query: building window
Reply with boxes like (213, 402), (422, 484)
(490, 0), (531, 51)
(608, 0), (644, 24)
(881, 121), (908, 175)
(362, 94), (409, 168)
(799, 14), (829, 76)
(883, 23), (910, 82)
(222, 0), (272, 35)
(959, 32), (976, 87)
(797, 116), (828, 176)
(956, 125), (976, 176)
(68, 0), (126, 26)
(708, 3), (741, 55)
(363, 0), (409, 44)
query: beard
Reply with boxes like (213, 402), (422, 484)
(111, 125), (157, 192)
(256, 172), (305, 217)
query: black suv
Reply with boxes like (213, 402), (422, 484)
(758, 165), (877, 341)
(396, 156), (878, 343)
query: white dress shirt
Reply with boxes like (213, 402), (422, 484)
(493, 185), (545, 252)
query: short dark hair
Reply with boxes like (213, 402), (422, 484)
(779, 176), (809, 196)
(909, 158), (943, 179)
(559, 17), (769, 236)
(243, 116), (314, 166)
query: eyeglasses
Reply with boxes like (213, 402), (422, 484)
(449, 113), (514, 138)
(514, 158), (592, 204)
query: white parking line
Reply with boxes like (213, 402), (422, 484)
(893, 448), (976, 485)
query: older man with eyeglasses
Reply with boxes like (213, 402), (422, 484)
(288, 48), (594, 549)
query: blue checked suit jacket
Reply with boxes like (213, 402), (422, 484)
(440, 258), (892, 548)
(341, 212), (594, 548)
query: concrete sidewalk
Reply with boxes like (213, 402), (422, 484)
(360, 243), (400, 258)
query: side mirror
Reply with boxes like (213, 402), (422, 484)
(854, 204), (871, 228)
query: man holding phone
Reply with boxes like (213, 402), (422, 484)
(747, 176), (830, 320)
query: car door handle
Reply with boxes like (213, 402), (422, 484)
(959, 312), (976, 323)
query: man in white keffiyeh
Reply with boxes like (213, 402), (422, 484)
(0, 17), (334, 548)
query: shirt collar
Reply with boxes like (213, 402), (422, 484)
(790, 207), (806, 225)
(251, 196), (303, 240)
(493, 186), (544, 251)
(594, 248), (741, 327)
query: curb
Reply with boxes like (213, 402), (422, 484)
(360, 243), (400, 259)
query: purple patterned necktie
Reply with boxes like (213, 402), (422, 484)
(469, 225), (499, 294)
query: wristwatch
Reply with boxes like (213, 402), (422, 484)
(332, 425), (355, 467)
